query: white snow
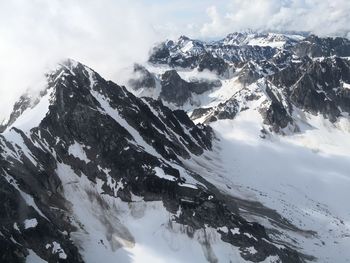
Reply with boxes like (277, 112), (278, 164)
(218, 226), (229, 233)
(68, 141), (90, 163)
(245, 246), (257, 255)
(230, 228), (240, 235)
(46, 241), (67, 259)
(343, 82), (350, 90)
(248, 38), (285, 48)
(0, 117), (9, 127)
(6, 87), (54, 132)
(184, 76), (242, 112)
(13, 223), (20, 232)
(261, 256), (281, 263)
(178, 182), (198, 189)
(154, 167), (177, 181)
(181, 41), (194, 53)
(98, 165), (123, 196)
(54, 162), (248, 263)
(198, 107), (350, 262)
(3, 129), (38, 165)
(24, 218), (38, 229)
(4, 173), (49, 220)
(243, 232), (258, 241)
(26, 249), (47, 263)
(223, 32), (304, 48)
(90, 87), (161, 159)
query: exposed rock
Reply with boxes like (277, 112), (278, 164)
(197, 52), (229, 75)
(293, 35), (350, 58)
(269, 57), (350, 122)
(160, 70), (221, 106)
(160, 70), (192, 106)
(128, 63), (156, 90)
(261, 102), (293, 133)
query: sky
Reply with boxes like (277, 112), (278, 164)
(1, 0), (350, 120)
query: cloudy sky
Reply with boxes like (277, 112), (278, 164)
(1, 0), (350, 120)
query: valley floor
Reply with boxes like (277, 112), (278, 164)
(194, 109), (350, 262)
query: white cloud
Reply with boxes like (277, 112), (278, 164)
(1, 0), (350, 120)
(0, 0), (164, 119)
(200, 0), (350, 38)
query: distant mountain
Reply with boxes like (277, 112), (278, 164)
(129, 32), (350, 134)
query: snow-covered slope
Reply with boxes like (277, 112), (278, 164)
(196, 110), (350, 262)
(220, 31), (304, 48)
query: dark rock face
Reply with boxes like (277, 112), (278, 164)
(261, 102), (293, 132)
(176, 194), (302, 263)
(127, 65), (223, 107)
(190, 78), (222, 94)
(190, 107), (213, 120)
(214, 99), (241, 121)
(191, 98), (241, 124)
(0, 130), (83, 263)
(160, 70), (221, 106)
(160, 70), (192, 106)
(128, 64), (156, 90)
(269, 57), (350, 122)
(149, 42), (171, 64)
(0, 60), (305, 262)
(293, 35), (350, 58)
(237, 62), (262, 86)
(290, 74), (340, 122)
(197, 52), (229, 75)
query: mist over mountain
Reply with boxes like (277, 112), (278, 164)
(1, 0), (350, 120)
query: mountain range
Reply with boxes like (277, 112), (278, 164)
(1, 31), (350, 263)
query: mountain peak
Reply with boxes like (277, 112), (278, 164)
(1, 59), (100, 132)
(178, 35), (190, 41)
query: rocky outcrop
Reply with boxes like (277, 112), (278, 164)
(160, 70), (192, 106)
(261, 102), (293, 133)
(197, 52), (229, 75)
(128, 64), (156, 90)
(293, 35), (350, 58)
(160, 70), (221, 106)
(269, 57), (350, 122)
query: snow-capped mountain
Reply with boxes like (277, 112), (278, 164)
(1, 31), (350, 263)
(129, 32), (350, 133)
(125, 31), (350, 262)
(219, 31), (304, 48)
